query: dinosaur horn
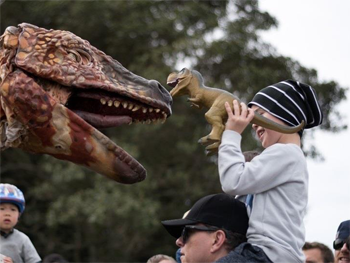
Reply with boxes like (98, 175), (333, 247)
(251, 112), (304, 134)
(1, 26), (20, 48)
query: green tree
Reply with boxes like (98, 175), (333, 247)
(0, 0), (347, 262)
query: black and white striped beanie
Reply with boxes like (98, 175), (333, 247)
(248, 80), (323, 132)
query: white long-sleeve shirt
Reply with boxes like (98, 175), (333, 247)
(218, 130), (307, 263)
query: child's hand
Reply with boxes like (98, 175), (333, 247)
(3, 256), (13, 263)
(224, 100), (255, 134)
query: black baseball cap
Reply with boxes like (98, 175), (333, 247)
(161, 193), (248, 239)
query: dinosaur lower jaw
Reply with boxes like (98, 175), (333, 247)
(46, 105), (147, 183)
(74, 110), (132, 128)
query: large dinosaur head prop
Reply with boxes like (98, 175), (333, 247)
(0, 23), (172, 184)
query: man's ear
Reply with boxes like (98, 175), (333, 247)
(210, 230), (226, 253)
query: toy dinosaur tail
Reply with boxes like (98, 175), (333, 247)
(252, 112), (304, 134)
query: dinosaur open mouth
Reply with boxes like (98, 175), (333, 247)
(167, 79), (179, 88)
(66, 89), (169, 129)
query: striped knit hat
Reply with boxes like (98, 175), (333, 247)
(248, 80), (323, 133)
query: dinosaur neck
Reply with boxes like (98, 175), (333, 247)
(188, 76), (204, 97)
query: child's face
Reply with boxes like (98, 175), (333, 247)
(251, 106), (287, 148)
(0, 203), (19, 233)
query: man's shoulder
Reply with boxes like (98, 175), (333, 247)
(216, 243), (273, 263)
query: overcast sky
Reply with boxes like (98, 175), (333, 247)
(259, 0), (350, 251)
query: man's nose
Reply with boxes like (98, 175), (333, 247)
(176, 237), (184, 248)
(340, 242), (348, 252)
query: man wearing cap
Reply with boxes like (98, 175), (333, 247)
(333, 220), (350, 263)
(162, 193), (269, 263)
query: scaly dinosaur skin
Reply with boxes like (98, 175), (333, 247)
(167, 68), (303, 155)
(0, 23), (172, 184)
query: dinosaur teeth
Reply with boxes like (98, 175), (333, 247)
(128, 103), (134, 110)
(142, 107), (147, 113)
(161, 113), (167, 123)
(108, 100), (113, 106)
(114, 101), (120, 107)
(155, 109), (160, 113)
(132, 105), (140, 112)
(122, 102), (128, 108)
(100, 98), (106, 105)
(149, 108), (153, 112)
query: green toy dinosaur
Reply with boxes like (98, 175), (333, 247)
(167, 68), (303, 155)
(0, 23), (172, 184)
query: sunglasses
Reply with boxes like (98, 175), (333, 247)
(333, 238), (349, 250)
(180, 225), (221, 244)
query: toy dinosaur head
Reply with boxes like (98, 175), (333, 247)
(167, 68), (195, 97)
(0, 23), (172, 184)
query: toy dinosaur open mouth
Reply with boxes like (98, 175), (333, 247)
(67, 89), (169, 128)
(167, 79), (179, 88)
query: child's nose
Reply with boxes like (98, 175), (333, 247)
(252, 123), (258, 130)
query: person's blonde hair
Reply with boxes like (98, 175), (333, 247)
(147, 254), (176, 263)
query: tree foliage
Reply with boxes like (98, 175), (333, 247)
(0, 0), (347, 262)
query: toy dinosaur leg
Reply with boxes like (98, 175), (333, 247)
(205, 141), (220, 156)
(198, 109), (224, 145)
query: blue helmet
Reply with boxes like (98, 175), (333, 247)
(0, 183), (25, 214)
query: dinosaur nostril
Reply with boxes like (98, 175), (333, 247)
(149, 80), (173, 103)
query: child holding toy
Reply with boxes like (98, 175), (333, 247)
(219, 80), (323, 262)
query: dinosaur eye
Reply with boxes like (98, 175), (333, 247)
(67, 49), (91, 65)
(67, 52), (79, 62)
(76, 49), (92, 65)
